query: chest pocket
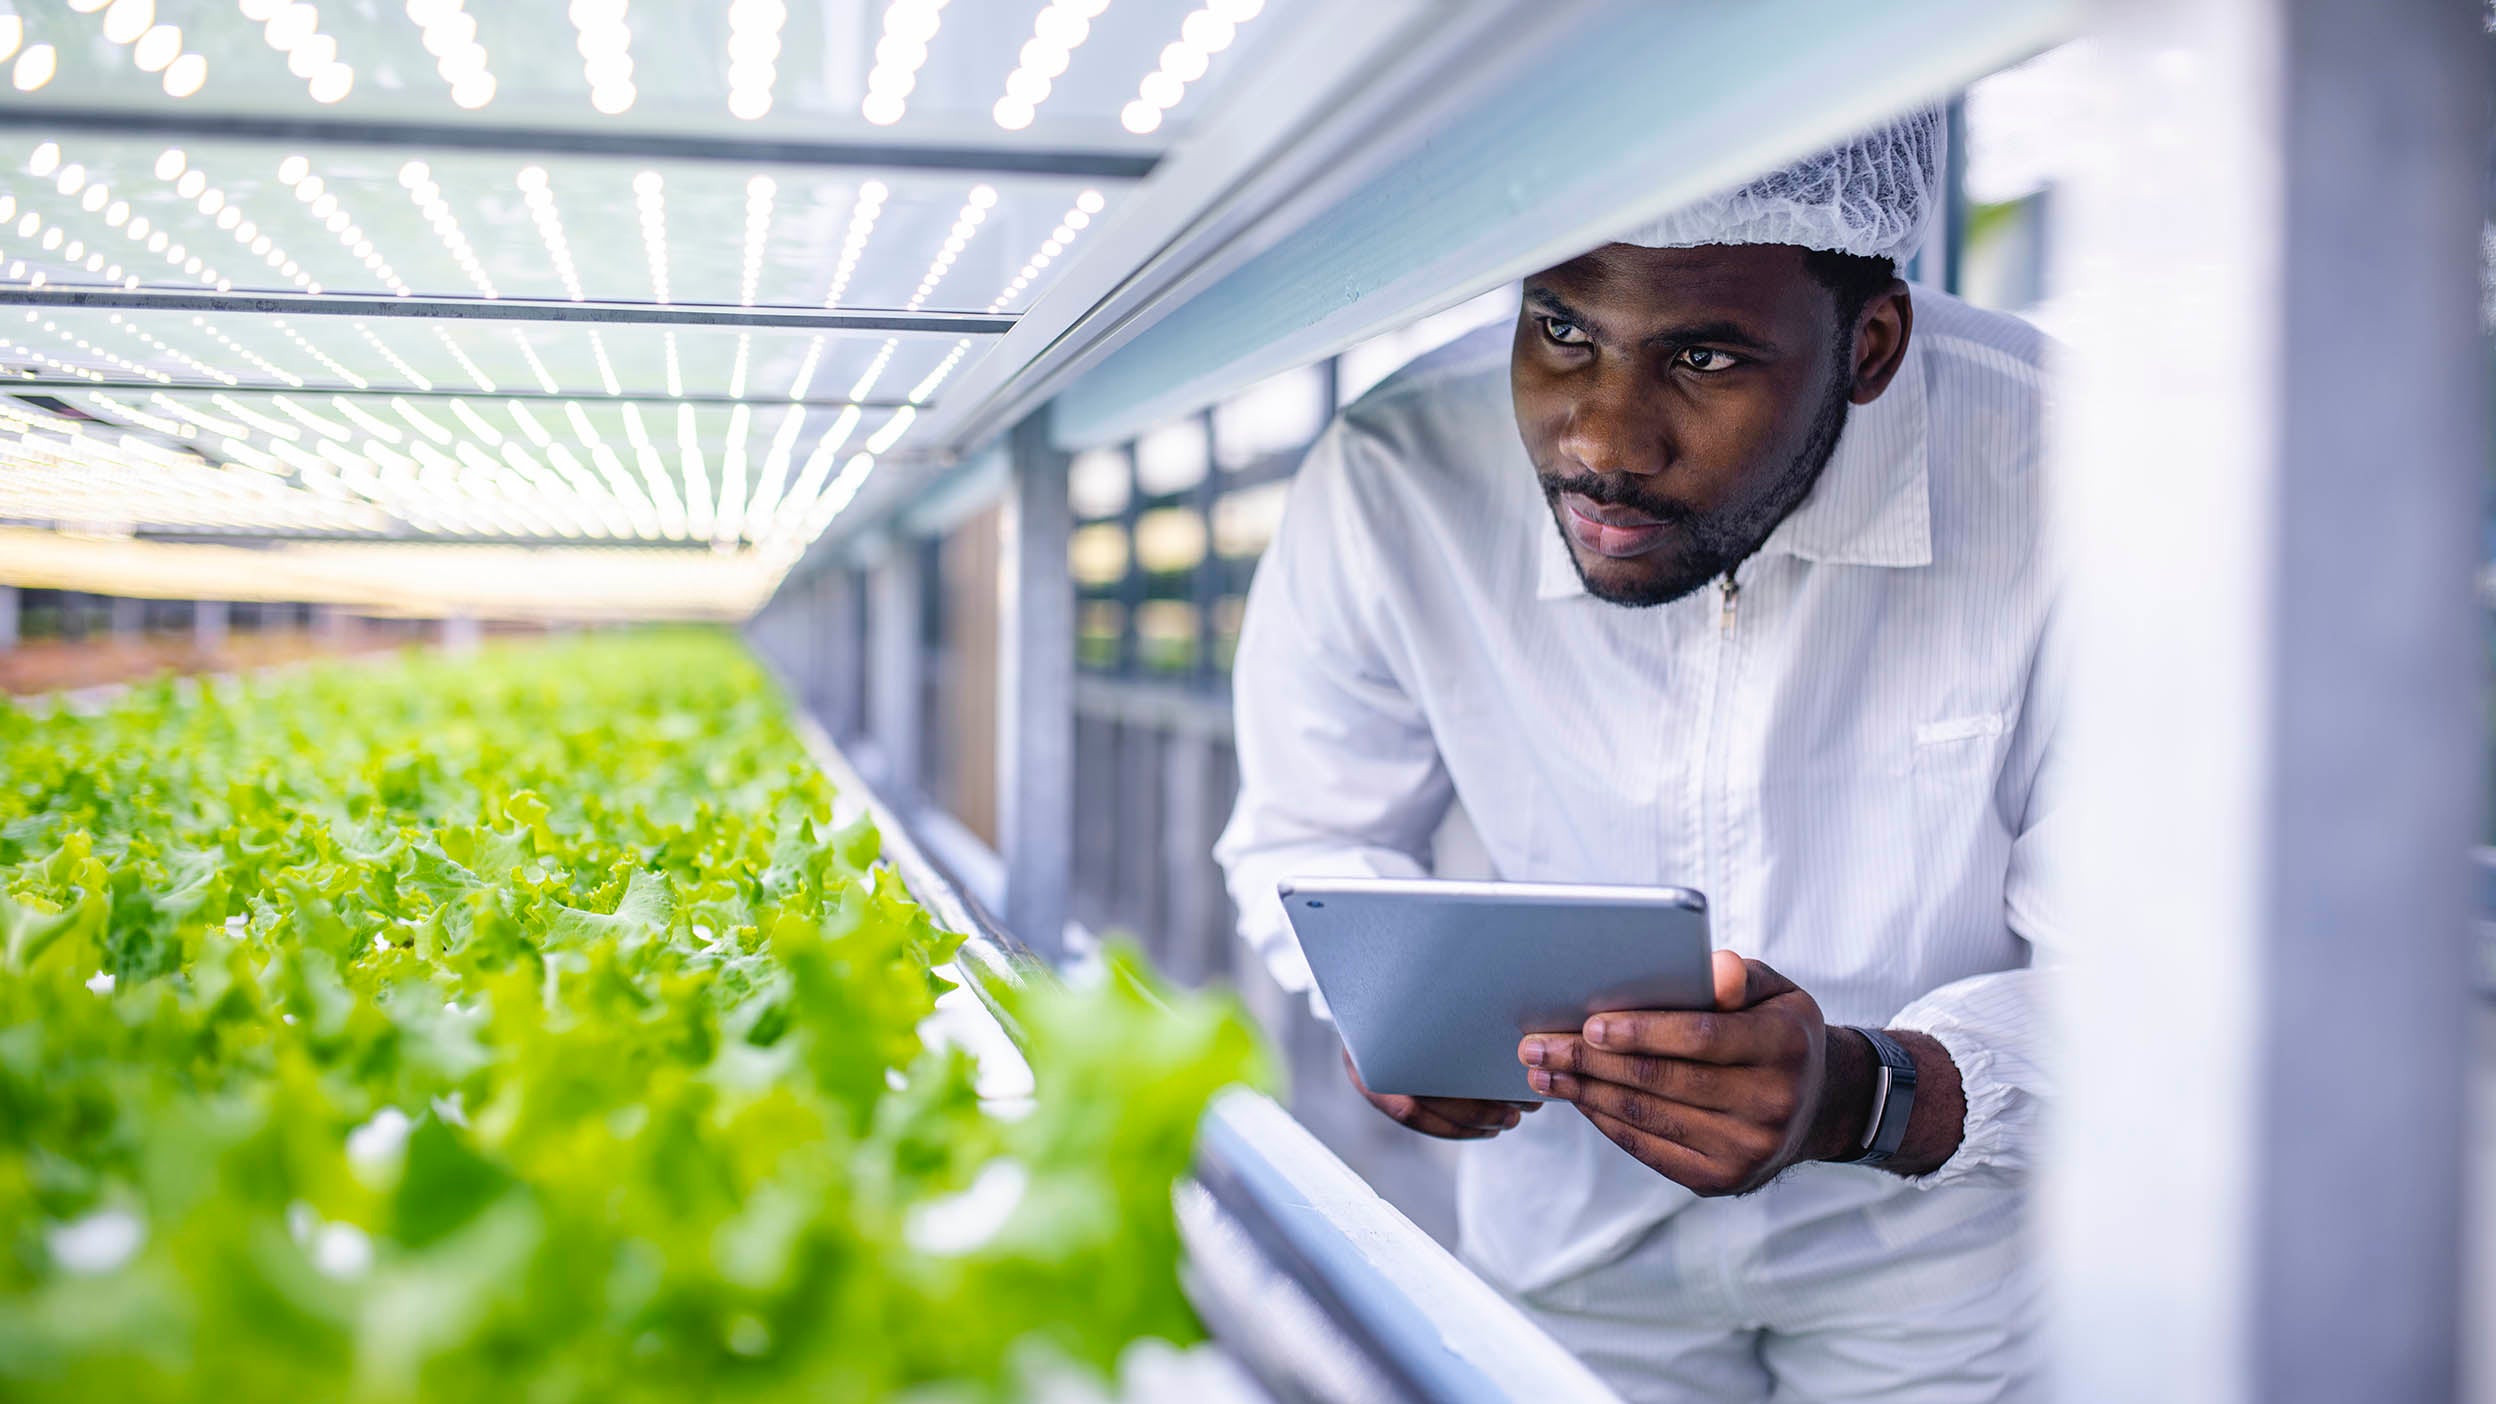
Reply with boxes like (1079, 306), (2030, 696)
(1911, 710), (2015, 907)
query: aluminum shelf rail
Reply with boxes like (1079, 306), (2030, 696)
(770, 674), (1615, 1404)
(0, 105), (1163, 181)
(0, 378), (919, 411)
(0, 287), (1016, 335)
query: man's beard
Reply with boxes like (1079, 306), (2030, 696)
(1540, 369), (1854, 609)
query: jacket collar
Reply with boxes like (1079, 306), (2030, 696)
(1535, 339), (1932, 602)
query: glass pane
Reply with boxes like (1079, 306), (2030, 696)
(1211, 363), (1326, 470)
(1336, 285), (1517, 406)
(1069, 520), (1130, 586)
(1132, 417), (1206, 496)
(1077, 598), (1124, 670)
(1210, 479), (1288, 559)
(1135, 598), (1196, 672)
(1068, 446), (1131, 519)
(1132, 505), (1204, 574)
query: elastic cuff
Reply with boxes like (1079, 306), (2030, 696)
(1884, 1014), (2026, 1190)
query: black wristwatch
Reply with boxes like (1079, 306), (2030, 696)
(1835, 1027), (1918, 1167)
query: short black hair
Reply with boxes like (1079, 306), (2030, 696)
(1801, 249), (1897, 334)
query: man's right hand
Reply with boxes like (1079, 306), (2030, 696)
(1343, 1047), (1539, 1140)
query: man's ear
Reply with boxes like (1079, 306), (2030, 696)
(1846, 280), (1914, 405)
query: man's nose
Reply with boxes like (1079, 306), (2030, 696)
(1553, 382), (1669, 478)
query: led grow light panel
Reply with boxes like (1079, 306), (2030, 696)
(0, 134), (1120, 311)
(0, 0), (1287, 143)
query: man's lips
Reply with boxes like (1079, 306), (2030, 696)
(1561, 491), (1674, 559)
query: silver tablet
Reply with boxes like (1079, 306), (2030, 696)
(1278, 876), (1714, 1102)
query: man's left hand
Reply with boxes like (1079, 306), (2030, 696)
(1517, 950), (1871, 1197)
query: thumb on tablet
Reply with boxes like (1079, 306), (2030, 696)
(1713, 950), (1799, 1010)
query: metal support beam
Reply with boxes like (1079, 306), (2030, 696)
(0, 105), (1160, 181)
(0, 288), (1015, 336)
(0, 584), (17, 654)
(868, 548), (925, 798)
(1, 377), (920, 411)
(108, 595), (139, 640)
(192, 598), (226, 655)
(2048, 2), (2484, 1402)
(998, 408), (1074, 961)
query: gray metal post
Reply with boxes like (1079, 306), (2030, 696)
(2047, 3), (2485, 1402)
(109, 596), (140, 641)
(999, 408), (1075, 961)
(867, 546), (925, 798)
(0, 584), (16, 653)
(193, 599), (227, 655)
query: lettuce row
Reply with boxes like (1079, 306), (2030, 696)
(0, 630), (1268, 1401)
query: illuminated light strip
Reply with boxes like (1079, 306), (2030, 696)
(267, 318), (369, 388)
(0, 339), (103, 382)
(572, 0), (636, 115)
(397, 161), (497, 299)
(404, 0), (497, 110)
(663, 331), (683, 398)
(191, 316), (303, 385)
(516, 165), (583, 302)
(633, 170), (668, 302)
(799, 452), (878, 542)
(270, 394), (352, 441)
(902, 185), (994, 312)
(848, 338), (898, 400)
(153, 395), (246, 437)
(676, 403), (714, 538)
(22, 143), (216, 288)
(105, 313), (211, 383)
(986, 189), (1104, 312)
(87, 391), (186, 439)
(332, 397), (401, 441)
(990, 0), (1109, 131)
(1120, 0), (1266, 135)
(390, 397), (453, 444)
(727, 334), (751, 401)
(276, 154), (410, 296)
(741, 404), (808, 528)
(621, 403), (688, 537)
(433, 325), (495, 392)
(765, 404), (861, 536)
(714, 401), (753, 542)
(240, 0), (354, 104)
(352, 323), (431, 390)
(508, 328), (559, 394)
(725, 0), (785, 121)
(737, 175), (774, 306)
(588, 331), (622, 396)
(863, 405), (916, 454)
(211, 392), (306, 442)
(786, 336), (822, 400)
(905, 338), (972, 405)
(31, 315), (158, 382)
(862, 0), (944, 126)
(822, 179), (887, 308)
(154, 149), (323, 290)
(56, 2), (206, 98)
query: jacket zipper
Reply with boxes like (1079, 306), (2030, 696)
(1718, 573), (1741, 634)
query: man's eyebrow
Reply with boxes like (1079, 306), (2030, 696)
(1646, 320), (1778, 355)
(1521, 290), (1778, 356)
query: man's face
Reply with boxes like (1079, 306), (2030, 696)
(1510, 243), (1880, 608)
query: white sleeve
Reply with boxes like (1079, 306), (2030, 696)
(1889, 612), (2065, 1189)
(1211, 424), (1454, 1017)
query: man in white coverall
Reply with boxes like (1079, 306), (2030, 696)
(1214, 110), (2054, 1401)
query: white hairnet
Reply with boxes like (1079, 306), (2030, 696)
(1617, 108), (1944, 265)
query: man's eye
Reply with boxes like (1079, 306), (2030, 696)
(1540, 316), (1589, 346)
(1678, 347), (1739, 373)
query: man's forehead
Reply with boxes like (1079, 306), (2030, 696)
(1526, 243), (1816, 324)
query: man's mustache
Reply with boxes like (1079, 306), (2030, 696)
(1540, 472), (1697, 524)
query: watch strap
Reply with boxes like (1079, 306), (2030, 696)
(1838, 1027), (1918, 1167)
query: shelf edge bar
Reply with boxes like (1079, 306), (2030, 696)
(0, 286), (1016, 334)
(0, 104), (1160, 180)
(0, 377), (921, 410)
